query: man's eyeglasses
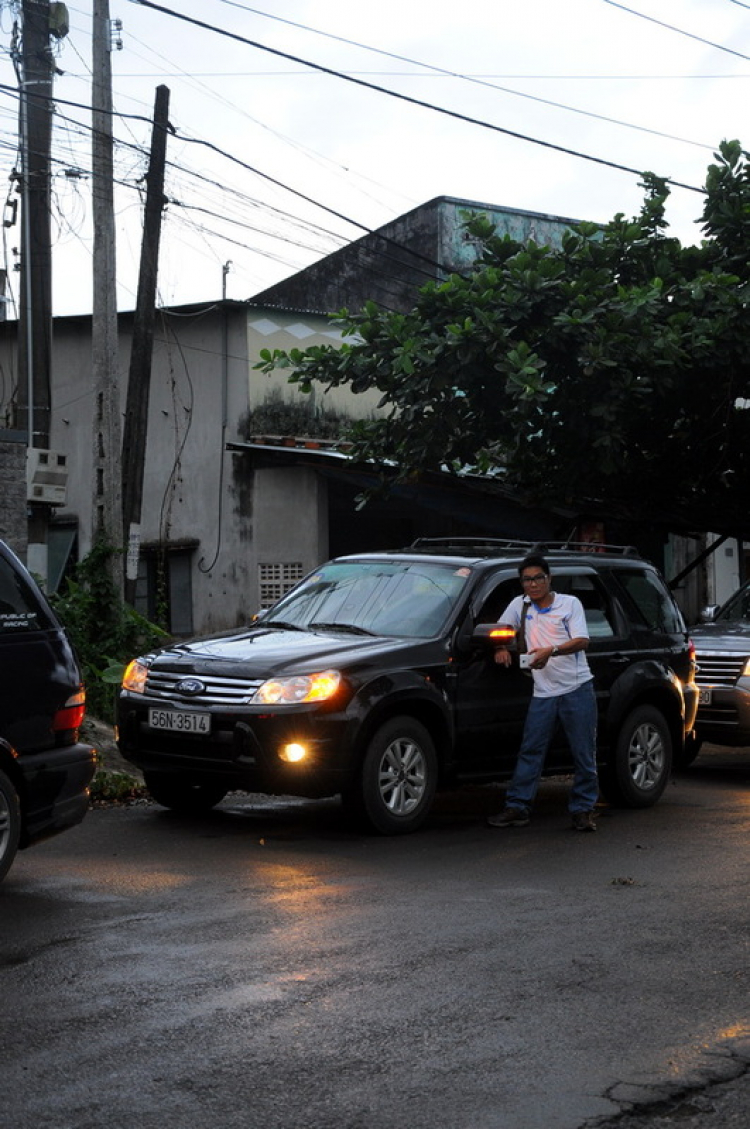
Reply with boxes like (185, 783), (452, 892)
(521, 574), (548, 585)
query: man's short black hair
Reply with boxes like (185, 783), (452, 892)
(518, 553), (550, 578)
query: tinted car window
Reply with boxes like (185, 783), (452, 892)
(615, 569), (685, 634)
(476, 572), (617, 639)
(0, 553), (52, 634)
(555, 574), (617, 639)
(475, 577), (519, 623)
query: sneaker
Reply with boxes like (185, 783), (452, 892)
(487, 806), (530, 829)
(571, 811), (597, 833)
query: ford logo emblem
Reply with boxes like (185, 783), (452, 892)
(175, 678), (205, 697)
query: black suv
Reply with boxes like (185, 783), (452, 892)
(0, 539), (96, 882)
(689, 579), (750, 751)
(117, 539), (698, 834)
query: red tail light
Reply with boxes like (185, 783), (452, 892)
(52, 689), (86, 733)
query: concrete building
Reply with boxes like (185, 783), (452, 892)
(254, 195), (583, 314)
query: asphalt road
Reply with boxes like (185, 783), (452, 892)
(2, 746), (749, 1129)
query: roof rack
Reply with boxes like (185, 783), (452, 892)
(406, 537), (641, 559)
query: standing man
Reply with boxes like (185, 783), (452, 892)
(487, 554), (599, 832)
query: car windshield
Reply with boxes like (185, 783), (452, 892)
(261, 560), (472, 638)
(717, 582), (750, 623)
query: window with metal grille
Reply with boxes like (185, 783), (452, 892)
(259, 562), (304, 609)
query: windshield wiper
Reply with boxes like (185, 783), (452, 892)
(307, 621), (376, 636)
(258, 619), (305, 631)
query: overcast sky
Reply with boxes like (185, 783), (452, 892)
(0, 0), (748, 317)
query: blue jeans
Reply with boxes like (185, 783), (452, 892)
(506, 680), (598, 814)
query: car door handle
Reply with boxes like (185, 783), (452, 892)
(609, 654), (631, 665)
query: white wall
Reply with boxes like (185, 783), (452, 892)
(246, 309), (383, 419)
(707, 534), (744, 607)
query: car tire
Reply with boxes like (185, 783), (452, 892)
(144, 772), (228, 814)
(0, 768), (21, 883)
(343, 716), (438, 835)
(600, 705), (672, 809)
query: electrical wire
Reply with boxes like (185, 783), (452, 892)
(0, 84), (353, 277)
(0, 83), (468, 289)
(126, 0), (705, 195)
(601, 0), (750, 63)
(0, 1), (719, 326)
(211, 0), (717, 151)
(0, 81), (437, 273)
(115, 30), (417, 217)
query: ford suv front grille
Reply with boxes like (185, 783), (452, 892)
(144, 669), (264, 706)
(694, 652), (747, 687)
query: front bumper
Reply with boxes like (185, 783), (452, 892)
(694, 679), (750, 746)
(117, 696), (360, 798)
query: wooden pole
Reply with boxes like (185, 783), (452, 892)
(121, 84), (170, 604)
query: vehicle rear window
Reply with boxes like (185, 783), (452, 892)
(0, 554), (52, 633)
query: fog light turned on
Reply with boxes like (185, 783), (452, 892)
(280, 743), (307, 763)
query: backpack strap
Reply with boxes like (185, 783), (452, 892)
(518, 599), (530, 653)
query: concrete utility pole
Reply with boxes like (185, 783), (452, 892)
(91, 0), (123, 592)
(15, 0), (55, 450)
(13, 0), (66, 582)
(121, 84), (170, 604)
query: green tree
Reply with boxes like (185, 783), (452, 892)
(255, 142), (750, 534)
(51, 535), (166, 722)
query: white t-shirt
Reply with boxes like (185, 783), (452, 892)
(500, 592), (593, 699)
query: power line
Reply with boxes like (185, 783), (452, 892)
(115, 30), (416, 216)
(601, 0), (750, 63)
(105, 69), (750, 80)
(0, 86), (444, 301)
(127, 0), (705, 195)
(211, 0), (717, 151)
(0, 80), (466, 284)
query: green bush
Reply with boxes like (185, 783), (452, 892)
(89, 769), (147, 806)
(51, 537), (167, 723)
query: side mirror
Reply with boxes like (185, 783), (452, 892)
(471, 623), (518, 649)
(699, 605), (719, 623)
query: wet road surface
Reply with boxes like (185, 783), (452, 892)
(2, 746), (749, 1128)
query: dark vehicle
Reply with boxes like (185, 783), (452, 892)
(117, 540), (698, 835)
(689, 579), (750, 752)
(0, 540), (96, 882)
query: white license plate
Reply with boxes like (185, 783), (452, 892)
(148, 708), (211, 734)
(698, 688), (712, 706)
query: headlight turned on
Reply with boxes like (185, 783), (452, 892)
(254, 670), (341, 705)
(122, 659), (149, 694)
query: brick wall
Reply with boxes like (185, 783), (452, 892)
(0, 432), (27, 559)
